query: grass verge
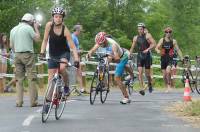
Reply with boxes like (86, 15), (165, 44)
(166, 99), (200, 128)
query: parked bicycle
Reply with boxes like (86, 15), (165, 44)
(89, 53), (110, 105)
(39, 58), (77, 123)
(195, 56), (200, 94)
(177, 55), (196, 93)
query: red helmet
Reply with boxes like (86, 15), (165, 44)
(95, 32), (106, 45)
(164, 27), (172, 33)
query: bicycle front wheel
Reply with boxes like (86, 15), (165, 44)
(100, 70), (109, 104)
(90, 72), (98, 105)
(42, 78), (56, 123)
(195, 71), (200, 94)
(55, 80), (66, 120)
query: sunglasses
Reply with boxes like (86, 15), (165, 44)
(165, 31), (172, 34)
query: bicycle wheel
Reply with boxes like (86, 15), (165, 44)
(55, 79), (66, 120)
(181, 70), (186, 85)
(195, 71), (200, 94)
(90, 71), (98, 105)
(188, 70), (196, 93)
(100, 70), (109, 104)
(42, 78), (56, 123)
(128, 83), (134, 95)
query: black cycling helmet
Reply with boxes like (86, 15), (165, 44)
(52, 7), (65, 17)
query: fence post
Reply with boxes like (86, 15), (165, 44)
(37, 63), (45, 89)
(0, 75), (3, 93)
(81, 62), (87, 89)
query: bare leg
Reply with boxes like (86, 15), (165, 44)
(165, 66), (172, 92)
(115, 76), (129, 98)
(138, 67), (144, 90)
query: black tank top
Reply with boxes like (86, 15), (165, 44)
(161, 38), (174, 57)
(49, 24), (70, 57)
(136, 34), (150, 52)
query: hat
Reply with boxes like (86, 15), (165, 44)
(22, 13), (34, 22)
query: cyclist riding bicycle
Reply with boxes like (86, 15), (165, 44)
(40, 7), (79, 100)
(130, 23), (156, 95)
(155, 27), (183, 92)
(86, 32), (134, 104)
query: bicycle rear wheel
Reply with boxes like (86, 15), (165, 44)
(195, 71), (200, 94)
(42, 78), (56, 123)
(100, 70), (109, 103)
(55, 80), (66, 120)
(90, 72), (98, 105)
(188, 70), (196, 93)
(128, 83), (134, 95)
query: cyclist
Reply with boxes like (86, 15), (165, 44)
(86, 32), (133, 104)
(40, 7), (79, 100)
(155, 27), (183, 92)
(130, 23), (156, 95)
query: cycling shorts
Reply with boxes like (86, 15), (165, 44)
(137, 52), (151, 69)
(48, 52), (70, 69)
(115, 50), (129, 77)
(161, 55), (173, 69)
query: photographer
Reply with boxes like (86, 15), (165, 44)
(10, 13), (40, 107)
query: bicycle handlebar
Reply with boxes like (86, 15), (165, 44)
(38, 57), (77, 68)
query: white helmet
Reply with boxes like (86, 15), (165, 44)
(22, 13), (34, 22)
(137, 23), (146, 28)
(52, 7), (65, 17)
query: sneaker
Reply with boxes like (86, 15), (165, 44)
(139, 90), (145, 96)
(120, 98), (131, 104)
(43, 104), (50, 114)
(148, 86), (153, 93)
(16, 103), (23, 107)
(80, 90), (89, 94)
(31, 102), (43, 107)
(63, 86), (70, 96)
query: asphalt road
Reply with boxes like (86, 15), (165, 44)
(0, 90), (199, 132)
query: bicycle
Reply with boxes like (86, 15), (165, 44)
(177, 56), (196, 93)
(89, 53), (110, 105)
(39, 58), (77, 123)
(195, 56), (200, 94)
(123, 55), (137, 95)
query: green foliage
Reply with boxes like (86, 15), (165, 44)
(1, 0), (200, 88)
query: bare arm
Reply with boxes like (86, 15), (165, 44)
(155, 38), (163, 54)
(130, 36), (137, 53)
(87, 44), (100, 58)
(40, 22), (51, 53)
(173, 39), (183, 60)
(33, 22), (40, 42)
(144, 33), (156, 53)
(112, 44), (120, 63)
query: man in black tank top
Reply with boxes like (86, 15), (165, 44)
(40, 7), (79, 100)
(155, 27), (183, 92)
(130, 23), (156, 95)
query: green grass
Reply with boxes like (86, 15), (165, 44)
(183, 101), (200, 116)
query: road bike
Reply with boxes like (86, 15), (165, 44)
(178, 56), (196, 93)
(89, 53), (110, 105)
(39, 58), (77, 123)
(194, 56), (200, 94)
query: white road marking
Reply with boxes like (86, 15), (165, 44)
(22, 99), (76, 127)
(22, 115), (35, 127)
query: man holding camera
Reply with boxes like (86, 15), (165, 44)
(10, 13), (41, 107)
